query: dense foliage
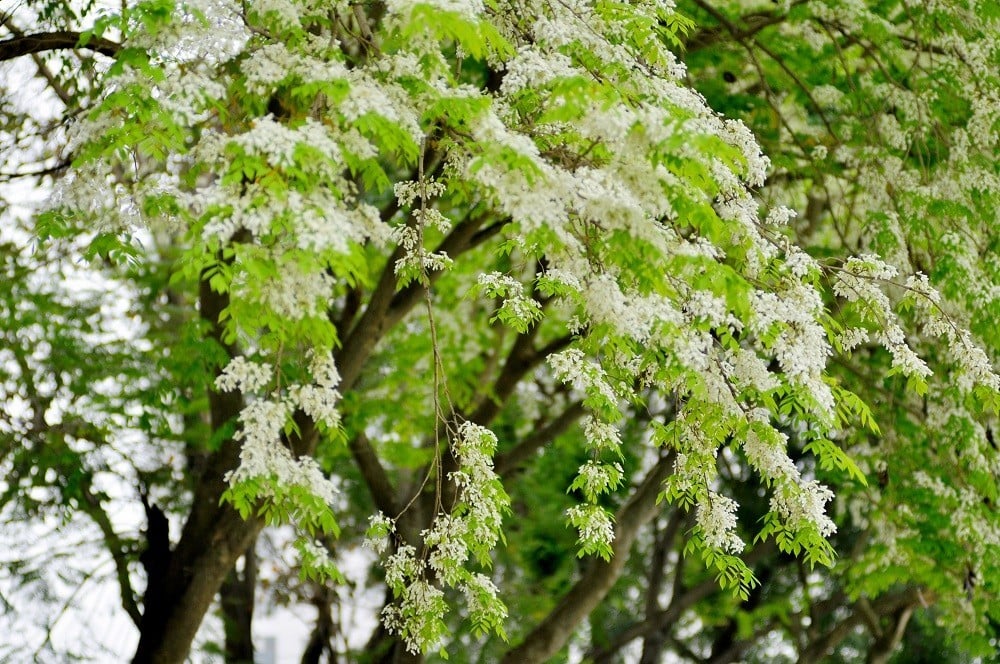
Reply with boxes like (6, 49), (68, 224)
(2, 0), (1000, 662)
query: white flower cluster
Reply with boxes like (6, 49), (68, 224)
(770, 479), (836, 538)
(385, 0), (485, 21)
(749, 284), (835, 417)
(832, 258), (1000, 390)
(899, 274), (1000, 392)
(574, 460), (624, 501)
(462, 573), (507, 629)
(548, 349), (619, 410)
(216, 356), (273, 393)
(784, 247), (817, 278)
(246, 268), (336, 321)
(697, 492), (744, 554)
(394, 179), (447, 207)
(241, 41), (350, 96)
(837, 327), (870, 352)
(391, 224), (454, 280)
(424, 515), (471, 585)
(364, 512), (395, 556)
(500, 47), (578, 94)
(728, 348), (780, 393)
(742, 427), (836, 539)
(382, 576), (448, 654)
(373, 422), (509, 653)
(477, 272), (542, 331)
(566, 503), (616, 555)
(448, 422), (509, 553)
(582, 417), (624, 454)
(741, 428), (798, 482)
(580, 275), (683, 345)
(223, 351), (343, 506)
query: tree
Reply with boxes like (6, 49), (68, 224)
(1, 0), (999, 663)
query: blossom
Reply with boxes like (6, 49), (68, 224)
(697, 492), (744, 554)
(216, 357), (273, 393)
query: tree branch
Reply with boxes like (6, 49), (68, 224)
(79, 480), (143, 627)
(348, 431), (399, 517)
(797, 587), (929, 664)
(468, 331), (574, 427)
(495, 401), (585, 479)
(589, 541), (775, 663)
(500, 453), (675, 664)
(0, 31), (119, 62)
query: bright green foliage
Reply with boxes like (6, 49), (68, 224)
(3, 0), (1000, 662)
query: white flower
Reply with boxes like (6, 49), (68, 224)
(838, 327), (869, 352)
(697, 492), (744, 554)
(216, 357), (273, 393)
(566, 503), (616, 552)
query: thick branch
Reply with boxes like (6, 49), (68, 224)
(349, 431), (399, 516)
(335, 212), (503, 526)
(495, 401), (585, 479)
(336, 211), (495, 392)
(0, 31), (119, 61)
(469, 331), (573, 427)
(500, 454), (675, 664)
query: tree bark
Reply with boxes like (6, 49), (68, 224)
(300, 584), (338, 664)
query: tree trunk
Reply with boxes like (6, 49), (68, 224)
(221, 543), (258, 664)
(131, 494), (264, 663)
(301, 584), (338, 664)
(132, 277), (281, 664)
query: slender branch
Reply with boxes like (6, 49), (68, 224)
(333, 212), (499, 527)
(0, 160), (70, 182)
(796, 587), (929, 664)
(79, 481), (143, 626)
(1, 18), (75, 106)
(684, 3), (804, 52)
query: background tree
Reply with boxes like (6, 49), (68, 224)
(2, 0), (1000, 663)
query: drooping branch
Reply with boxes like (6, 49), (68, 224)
(500, 453), (675, 664)
(336, 209), (498, 392)
(0, 31), (119, 62)
(334, 209), (507, 525)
